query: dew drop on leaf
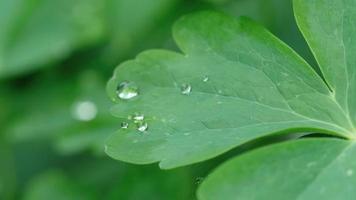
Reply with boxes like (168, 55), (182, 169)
(137, 121), (148, 132)
(133, 113), (144, 121)
(195, 177), (204, 185)
(121, 122), (129, 129)
(181, 83), (192, 95)
(71, 100), (97, 121)
(116, 81), (138, 100)
(203, 76), (209, 82)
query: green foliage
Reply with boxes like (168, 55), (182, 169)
(3, 0), (352, 199)
(107, 0), (356, 198)
(0, 0), (105, 78)
(198, 138), (356, 199)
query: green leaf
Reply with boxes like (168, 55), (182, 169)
(0, 0), (105, 79)
(106, 10), (356, 169)
(196, 1), (356, 198)
(294, 0), (356, 125)
(198, 138), (356, 199)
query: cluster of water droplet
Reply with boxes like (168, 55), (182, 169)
(120, 113), (148, 133)
(180, 75), (209, 95)
(116, 75), (210, 132)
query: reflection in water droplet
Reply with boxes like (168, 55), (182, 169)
(203, 76), (209, 82)
(181, 83), (192, 95)
(72, 101), (97, 121)
(133, 113), (144, 121)
(137, 121), (148, 132)
(116, 81), (138, 100)
(121, 122), (129, 129)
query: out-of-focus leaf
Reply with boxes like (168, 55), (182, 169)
(0, 138), (16, 200)
(0, 0), (105, 79)
(5, 70), (118, 155)
(22, 160), (195, 200)
(101, 0), (181, 64)
(106, 165), (194, 200)
(23, 170), (96, 200)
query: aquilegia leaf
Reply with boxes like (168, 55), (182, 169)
(106, 2), (355, 170)
(198, 0), (356, 199)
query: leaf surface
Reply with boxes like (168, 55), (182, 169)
(106, 11), (355, 169)
(198, 138), (356, 200)
(294, 0), (356, 126)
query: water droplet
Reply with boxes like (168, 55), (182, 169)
(137, 121), (148, 132)
(347, 169), (354, 176)
(116, 81), (138, 100)
(181, 83), (191, 95)
(72, 101), (97, 121)
(121, 122), (129, 129)
(133, 113), (144, 121)
(195, 177), (204, 185)
(203, 76), (209, 82)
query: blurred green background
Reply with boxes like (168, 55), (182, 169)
(0, 0), (316, 199)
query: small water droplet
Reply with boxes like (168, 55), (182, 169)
(117, 81), (138, 100)
(121, 122), (129, 129)
(195, 177), (204, 185)
(72, 101), (97, 121)
(133, 113), (144, 121)
(181, 83), (191, 95)
(137, 121), (148, 132)
(203, 76), (209, 82)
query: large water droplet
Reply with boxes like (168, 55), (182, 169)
(116, 81), (138, 100)
(181, 83), (191, 95)
(121, 122), (129, 129)
(72, 101), (97, 121)
(137, 121), (148, 132)
(203, 76), (209, 82)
